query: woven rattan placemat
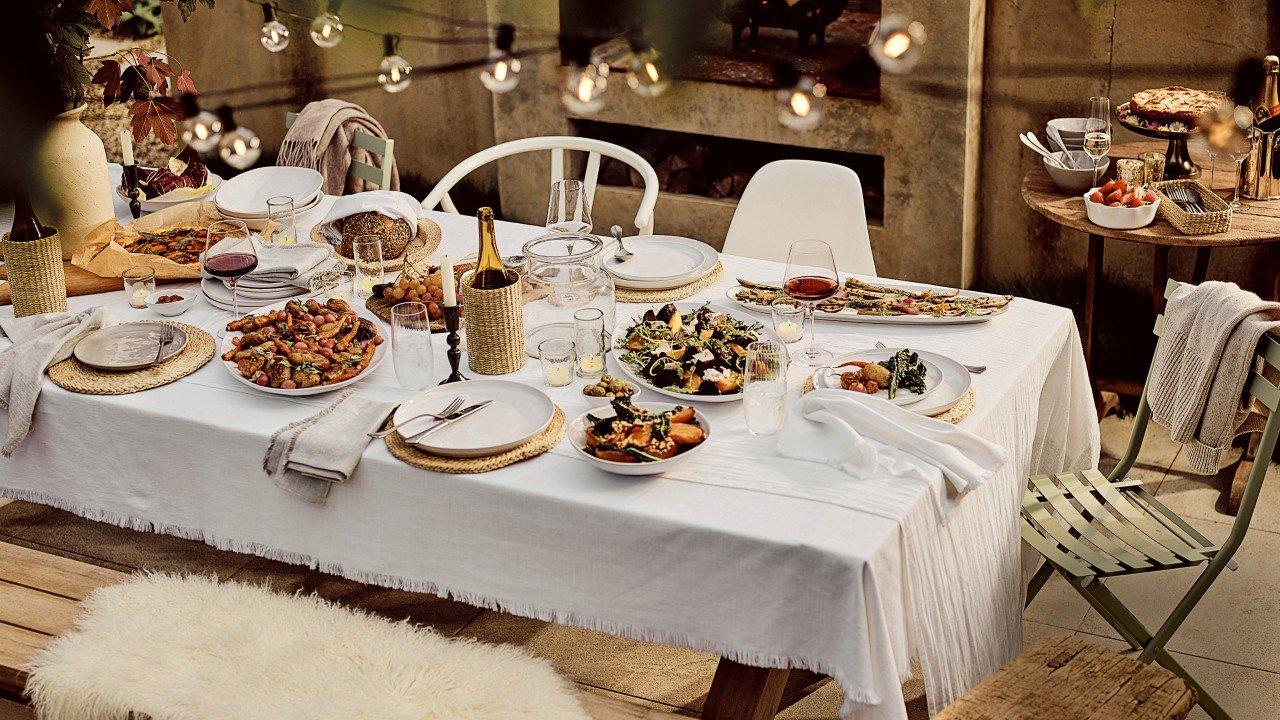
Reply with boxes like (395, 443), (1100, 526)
(799, 375), (976, 424)
(48, 321), (215, 395)
(317, 218), (442, 272)
(615, 262), (724, 304)
(385, 406), (565, 474)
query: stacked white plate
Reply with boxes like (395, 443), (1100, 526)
(601, 235), (719, 291)
(202, 242), (338, 312)
(214, 166), (324, 223)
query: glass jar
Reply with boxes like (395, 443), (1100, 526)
(520, 232), (615, 358)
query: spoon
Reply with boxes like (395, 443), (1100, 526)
(1020, 133), (1066, 168)
(610, 225), (633, 263)
(368, 396), (465, 439)
(1046, 125), (1078, 169)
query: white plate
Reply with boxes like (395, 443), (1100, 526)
(74, 322), (188, 371)
(214, 166), (324, 217)
(813, 348), (971, 416)
(569, 403), (711, 476)
(216, 189), (322, 220)
(815, 348), (944, 406)
(393, 380), (554, 457)
(603, 236), (717, 281)
(610, 301), (783, 404)
(218, 295), (386, 396)
(725, 277), (1008, 326)
(118, 172), (223, 213)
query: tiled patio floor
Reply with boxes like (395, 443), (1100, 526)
(0, 414), (1275, 718)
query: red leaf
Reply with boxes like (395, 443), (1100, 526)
(174, 69), (198, 96)
(86, 0), (131, 29)
(92, 59), (122, 106)
(129, 96), (184, 144)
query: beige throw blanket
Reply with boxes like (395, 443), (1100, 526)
(1147, 281), (1280, 474)
(277, 99), (398, 195)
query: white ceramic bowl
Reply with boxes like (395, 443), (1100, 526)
(569, 402), (711, 476)
(1044, 152), (1109, 192)
(1048, 118), (1088, 147)
(1082, 187), (1160, 230)
(583, 387), (642, 408)
(144, 289), (197, 317)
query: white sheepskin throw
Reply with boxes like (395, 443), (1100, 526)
(25, 573), (590, 720)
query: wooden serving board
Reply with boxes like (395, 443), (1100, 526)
(0, 262), (189, 307)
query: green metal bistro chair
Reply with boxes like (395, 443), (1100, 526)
(1021, 279), (1280, 720)
(284, 111), (395, 191)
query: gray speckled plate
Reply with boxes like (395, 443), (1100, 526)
(73, 323), (188, 371)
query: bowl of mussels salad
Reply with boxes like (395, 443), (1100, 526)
(612, 302), (779, 402)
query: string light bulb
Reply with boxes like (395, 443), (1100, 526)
(215, 106), (262, 169)
(259, 3), (289, 52)
(480, 24), (521, 93)
(309, 1), (343, 48)
(378, 35), (412, 93)
(772, 60), (825, 131)
(868, 15), (926, 74)
(626, 45), (669, 98)
(561, 37), (607, 114)
(178, 93), (222, 152)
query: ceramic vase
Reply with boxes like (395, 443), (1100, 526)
(33, 105), (115, 260)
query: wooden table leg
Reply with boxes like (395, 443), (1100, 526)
(1191, 247), (1211, 284)
(701, 659), (790, 720)
(1152, 245), (1171, 314)
(1084, 234), (1104, 413)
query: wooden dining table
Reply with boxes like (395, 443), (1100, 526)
(0, 171), (1100, 720)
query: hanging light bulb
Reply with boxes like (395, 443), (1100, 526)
(259, 3), (290, 52)
(480, 24), (521, 93)
(561, 36), (606, 114)
(215, 106), (262, 170)
(377, 35), (412, 93)
(626, 45), (669, 98)
(309, 1), (343, 48)
(772, 60), (825, 131)
(868, 15), (926, 74)
(178, 93), (222, 153)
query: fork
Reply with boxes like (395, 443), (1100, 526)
(152, 324), (175, 365)
(368, 396), (465, 439)
(874, 340), (986, 374)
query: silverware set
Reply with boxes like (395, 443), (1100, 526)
(151, 324), (176, 366)
(873, 340), (986, 374)
(368, 396), (494, 442)
(1162, 185), (1214, 214)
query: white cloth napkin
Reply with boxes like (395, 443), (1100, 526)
(245, 238), (332, 281)
(263, 390), (397, 505)
(777, 389), (1007, 516)
(314, 190), (421, 245)
(0, 308), (117, 456)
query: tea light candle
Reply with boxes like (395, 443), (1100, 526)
(578, 354), (605, 376)
(441, 254), (456, 307)
(120, 129), (134, 167)
(131, 286), (150, 307)
(359, 275), (377, 296)
(776, 320), (803, 343)
(544, 365), (573, 387)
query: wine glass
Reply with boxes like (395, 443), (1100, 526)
(547, 179), (592, 234)
(390, 302), (435, 390)
(1083, 96), (1111, 187)
(783, 239), (839, 367)
(743, 340), (789, 436)
(203, 219), (257, 336)
(1227, 129), (1253, 209)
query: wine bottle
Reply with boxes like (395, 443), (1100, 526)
(470, 207), (517, 290)
(1255, 55), (1279, 124)
(8, 193), (51, 243)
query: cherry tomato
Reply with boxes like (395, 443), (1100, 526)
(280, 380), (297, 390)
(255, 375), (269, 386)
(1143, 191), (1158, 203)
(1100, 180), (1117, 194)
(1089, 191), (1105, 204)
(1115, 178), (1128, 193)
(323, 313), (337, 324)
(373, 335), (384, 345)
(321, 339), (335, 349)
(1105, 190), (1124, 204)
(1126, 196), (1143, 208)
(294, 341), (309, 351)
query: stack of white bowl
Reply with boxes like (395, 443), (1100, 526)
(213, 166), (324, 231)
(1047, 118), (1088, 152)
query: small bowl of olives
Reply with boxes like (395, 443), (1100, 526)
(582, 373), (640, 407)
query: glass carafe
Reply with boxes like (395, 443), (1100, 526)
(521, 232), (616, 358)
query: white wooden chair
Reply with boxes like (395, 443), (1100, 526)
(723, 159), (875, 275)
(421, 136), (660, 235)
(284, 111), (396, 191)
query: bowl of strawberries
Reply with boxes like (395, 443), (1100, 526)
(1083, 179), (1160, 230)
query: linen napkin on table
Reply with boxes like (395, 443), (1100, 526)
(241, 238), (332, 282)
(263, 390), (397, 505)
(0, 307), (116, 457)
(1147, 281), (1280, 474)
(314, 190), (421, 246)
(777, 389), (1007, 515)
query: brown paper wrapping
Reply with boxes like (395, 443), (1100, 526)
(71, 201), (277, 280)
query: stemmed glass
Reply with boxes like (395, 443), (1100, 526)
(783, 239), (839, 367)
(743, 340), (789, 436)
(1227, 133), (1252, 209)
(547, 179), (592, 234)
(1083, 96), (1112, 187)
(390, 302), (435, 390)
(202, 219), (257, 336)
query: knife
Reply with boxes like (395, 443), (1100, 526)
(402, 400), (494, 443)
(735, 277), (783, 291)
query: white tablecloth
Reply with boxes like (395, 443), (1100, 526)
(0, 190), (1099, 719)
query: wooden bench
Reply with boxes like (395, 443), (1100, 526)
(0, 540), (674, 719)
(936, 634), (1197, 720)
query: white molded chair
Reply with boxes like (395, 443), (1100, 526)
(421, 136), (660, 235)
(284, 111), (395, 191)
(723, 159), (875, 275)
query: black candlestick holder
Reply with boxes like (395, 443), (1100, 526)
(439, 304), (466, 384)
(121, 164), (142, 219)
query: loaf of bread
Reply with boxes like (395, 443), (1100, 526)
(336, 212), (412, 260)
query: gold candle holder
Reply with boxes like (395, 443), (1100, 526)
(1138, 151), (1166, 185)
(1115, 158), (1146, 188)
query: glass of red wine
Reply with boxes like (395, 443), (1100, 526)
(202, 219), (258, 337)
(783, 239), (839, 367)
